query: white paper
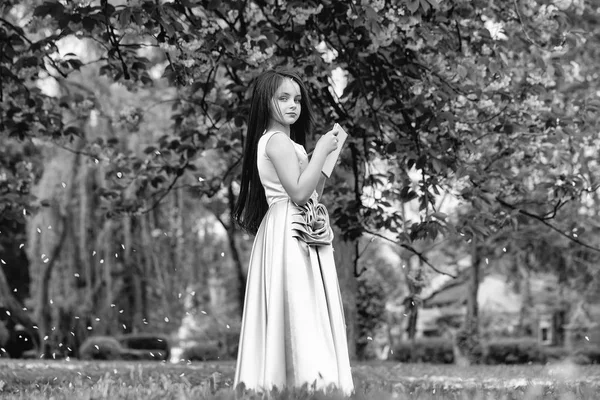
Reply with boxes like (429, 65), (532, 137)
(321, 123), (349, 178)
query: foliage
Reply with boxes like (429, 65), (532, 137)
(571, 346), (600, 365)
(391, 337), (600, 366)
(392, 338), (454, 364)
(3, 0), (600, 359)
(356, 274), (387, 360)
(0, 139), (41, 302)
(2, 0), (597, 249)
(79, 336), (124, 361)
(180, 341), (221, 362)
(79, 334), (170, 361)
(116, 333), (171, 361)
(454, 327), (484, 364)
(484, 337), (545, 365)
(178, 316), (241, 361)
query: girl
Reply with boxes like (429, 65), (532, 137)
(233, 69), (354, 396)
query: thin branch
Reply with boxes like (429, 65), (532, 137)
(213, 9), (238, 33)
(54, 143), (98, 158)
(356, 237), (376, 260)
(140, 163), (188, 215)
(0, 17), (32, 44)
(0, 17), (71, 78)
(495, 196), (600, 253)
(102, 0), (130, 80)
(455, 19), (462, 53)
(513, 0), (543, 49)
(140, 156), (242, 214)
(364, 229), (457, 278)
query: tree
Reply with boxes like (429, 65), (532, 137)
(3, 0), (600, 359)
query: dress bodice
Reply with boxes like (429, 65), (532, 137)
(257, 131), (316, 206)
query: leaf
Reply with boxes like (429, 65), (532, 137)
(64, 126), (82, 137)
(364, 6), (379, 21)
(432, 212), (447, 220)
(234, 116), (245, 127)
(82, 16), (98, 32)
(151, 176), (167, 187)
(407, 0), (420, 14)
(386, 142), (397, 154)
(144, 146), (158, 154)
(208, 0), (221, 10)
(457, 64), (468, 79)
(33, 1), (65, 18)
(119, 8), (132, 28)
(431, 158), (444, 173)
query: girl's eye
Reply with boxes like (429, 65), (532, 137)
(279, 96), (288, 101)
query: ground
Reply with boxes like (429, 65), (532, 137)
(0, 359), (599, 399)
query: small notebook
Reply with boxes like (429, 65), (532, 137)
(321, 123), (349, 178)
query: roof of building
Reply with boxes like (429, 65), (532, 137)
(423, 273), (522, 314)
(565, 302), (600, 329)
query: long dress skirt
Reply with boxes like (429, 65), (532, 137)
(233, 198), (354, 395)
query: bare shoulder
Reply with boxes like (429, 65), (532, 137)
(265, 132), (295, 158)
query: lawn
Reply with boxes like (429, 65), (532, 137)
(0, 359), (599, 399)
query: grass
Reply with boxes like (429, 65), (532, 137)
(0, 359), (599, 399)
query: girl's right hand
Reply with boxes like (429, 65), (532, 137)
(315, 127), (339, 156)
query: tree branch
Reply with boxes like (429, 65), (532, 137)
(140, 162), (188, 215)
(102, 0), (130, 80)
(495, 196), (600, 253)
(364, 229), (457, 278)
(512, 0), (544, 49)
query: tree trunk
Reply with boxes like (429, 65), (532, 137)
(36, 214), (68, 357)
(333, 231), (357, 360)
(227, 182), (246, 318)
(123, 214), (143, 332)
(79, 153), (93, 308)
(516, 253), (533, 336)
(102, 219), (114, 335)
(145, 211), (170, 315)
(454, 239), (482, 366)
(405, 256), (423, 341)
(465, 241), (480, 334)
(406, 307), (419, 340)
(0, 265), (40, 352)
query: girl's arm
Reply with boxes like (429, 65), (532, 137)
(267, 131), (337, 206)
(316, 173), (326, 201)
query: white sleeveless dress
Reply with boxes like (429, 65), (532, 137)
(233, 131), (354, 395)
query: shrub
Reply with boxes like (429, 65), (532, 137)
(571, 345), (600, 365)
(356, 275), (386, 360)
(392, 338), (454, 364)
(220, 328), (240, 360)
(541, 346), (569, 362)
(79, 336), (124, 360)
(483, 337), (544, 364)
(180, 341), (220, 361)
(454, 328), (483, 364)
(0, 322), (9, 348)
(120, 348), (169, 361)
(117, 333), (171, 361)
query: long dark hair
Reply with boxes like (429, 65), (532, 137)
(233, 69), (315, 234)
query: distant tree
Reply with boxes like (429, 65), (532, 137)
(3, 0), (600, 359)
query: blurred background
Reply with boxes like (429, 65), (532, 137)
(1, 0), (599, 367)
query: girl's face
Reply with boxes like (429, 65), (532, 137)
(270, 78), (301, 127)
